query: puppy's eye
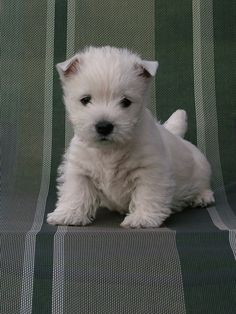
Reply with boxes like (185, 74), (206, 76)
(120, 97), (132, 108)
(80, 96), (91, 106)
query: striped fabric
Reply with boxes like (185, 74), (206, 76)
(1, 1), (236, 313)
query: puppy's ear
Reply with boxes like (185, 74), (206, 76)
(139, 60), (159, 78)
(56, 55), (80, 80)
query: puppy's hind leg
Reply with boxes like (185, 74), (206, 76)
(163, 109), (188, 138)
(192, 189), (215, 208)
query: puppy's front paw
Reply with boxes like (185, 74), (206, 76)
(47, 209), (92, 226)
(120, 211), (167, 228)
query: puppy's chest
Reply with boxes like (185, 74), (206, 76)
(85, 155), (136, 204)
(96, 163), (131, 194)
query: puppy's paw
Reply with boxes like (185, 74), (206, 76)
(120, 211), (168, 228)
(192, 189), (215, 208)
(47, 209), (92, 226)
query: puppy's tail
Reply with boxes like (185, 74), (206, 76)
(163, 109), (188, 138)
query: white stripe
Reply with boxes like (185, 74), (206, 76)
(192, 0), (207, 156)
(151, 0), (157, 118)
(51, 1), (76, 313)
(169, 231), (186, 314)
(20, 1), (55, 313)
(229, 230), (236, 260)
(206, 207), (228, 231)
(51, 226), (67, 314)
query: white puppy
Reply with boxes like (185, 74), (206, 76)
(47, 46), (214, 228)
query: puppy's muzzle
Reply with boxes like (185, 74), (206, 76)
(95, 120), (114, 136)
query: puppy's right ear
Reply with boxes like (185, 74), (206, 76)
(56, 55), (80, 81)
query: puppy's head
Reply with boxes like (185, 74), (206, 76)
(57, 46), (158, 147)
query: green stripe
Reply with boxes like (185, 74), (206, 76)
(154, 2), (219, 235)
(32, 1), (67, 313)
(63, 231), (186, 313)
(155, 0), (199, 311)
(176, 231), (236, 313)
(155, 0), (196, 145)
(1, 1), (48, 313)
(213, 2), (236, 188)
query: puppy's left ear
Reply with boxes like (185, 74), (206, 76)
(56, 55), (80, 80)
(139, 60), (159, 78)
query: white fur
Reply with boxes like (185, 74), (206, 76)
(164, 109), (188, 138)
(47, 46), (214, 228)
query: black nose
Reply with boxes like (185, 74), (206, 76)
(95, 121), (114, 136)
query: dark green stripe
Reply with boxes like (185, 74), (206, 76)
(225, 183), (236, 214)
(167, 205), (236, 311)
(155, 0), (196, 145)
(213, 1), (236, 189)
(32, 1), (67, 313)
(166, 208), (219, 232)
(154, 0), (215, 233)
(177, 231), (236, 314)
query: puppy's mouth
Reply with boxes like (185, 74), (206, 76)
(98, 136), (111, 143)
(100, 139), (108, 142)
(95, 134), (117, 144)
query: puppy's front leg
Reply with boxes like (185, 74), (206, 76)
(47, 174), (99, 226)
(121, 171), (173, 228)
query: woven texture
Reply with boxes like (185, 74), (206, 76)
(1, 1), (236, 313)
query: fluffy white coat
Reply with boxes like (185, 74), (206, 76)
(47, 46), (214, 228)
